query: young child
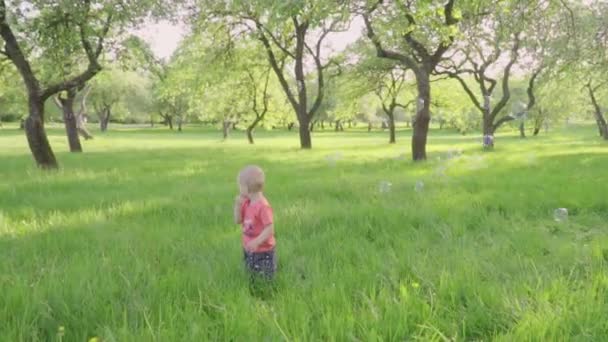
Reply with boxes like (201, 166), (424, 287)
(234, 165), (276, 281)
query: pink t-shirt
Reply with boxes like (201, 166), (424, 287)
(240, 196), (275, 252)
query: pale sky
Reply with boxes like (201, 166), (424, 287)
(135, 21), (188, 60)
(137, 18), (365, 60)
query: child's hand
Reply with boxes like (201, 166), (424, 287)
(245, 239), (259, 253)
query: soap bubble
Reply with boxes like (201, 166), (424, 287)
(325, 152), (343, 167)
(415, 180), (424, 193)
(434, 164), (448, 177)
(467, 155), (487, 170)
(395, 153), (407, 161)
(378, 181), (392, 193)
(446, 149), (462, 160)
(554, 208), (568, 222)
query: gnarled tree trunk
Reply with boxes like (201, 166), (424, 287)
(412, 72), (431, 160)
(26, 98), (58, 168)
(587, 84), (608, 140)
(54, 88), (83, 152)
(223, 120), (232, 140)
(519, 121), (526, 138)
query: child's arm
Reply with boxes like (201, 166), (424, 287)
(233, 195), (244, 224)
(246, 224), (274, 251)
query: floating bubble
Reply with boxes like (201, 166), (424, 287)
(434, 164), (448, 177)
(467, 155), (487, 170)
(395, 153), (407, 161)
(554, 208), (568, 222)
(446, 149), (462, 160)
(415, 180), (424, 193)
(378, 181), (392, 193)
(325, 152), (343, 167)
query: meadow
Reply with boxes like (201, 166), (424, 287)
(1, 123), (607, 341)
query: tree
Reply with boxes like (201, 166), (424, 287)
(437, 0), (566, 147)
(52, 85), (93, 152)
(0, 0), (171, 168)
(197, 0), (349, 149)
(363, 0), (461, 160)
(573, 1), (608, 139)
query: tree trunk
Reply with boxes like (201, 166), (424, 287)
(247, 128), (254, 144)
(287, 122), (295, 131)
(177, 116), (183, 132)
(296, 107), (312, 148)
(587, 84), (608, 140)
(533, 117), (542, 136)
(167, 116), (173, 130)
(368, 122), (372, 132)
(309, 120), (316, 132)
(20, 119), (25, 130)
(99, 108), (111, 132)
(26, 97), (58, 169)
(412, 73), (431, 161)
(59, 90), (83, 152)
(335, 120), (340, 132)
(519, 121), (526, 139)
(321, 120), (325, 129)
(388, 113), (396, 144)
(482, 115), (495, 148)
(77, 118), (93, 140)
(222, 121), (230, 139)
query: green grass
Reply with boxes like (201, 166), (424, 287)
(1, 123), (607, 341)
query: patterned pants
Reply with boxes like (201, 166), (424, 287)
(243, 249), (277, 279)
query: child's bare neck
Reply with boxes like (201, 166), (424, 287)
(248, 192), (263, 202)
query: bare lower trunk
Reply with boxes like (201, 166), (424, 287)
(287, 122), (294, 131)
(60, 93), (83, 153)
(388, 113), (396, 144)
(533, 127), (540, 136)
(247, 128), (254, 144)
(368, 122), (372, 132)
(587, 84), (608, 140)
(167, 116), (173, 130)
(99, 108), (110, 132)
(177, 117), (183, 132)
(26, 98), (58, 169)
(412, 73), (431, 161)
(519, 121), (526, 138)
(298, 115), (312, 149)
(482, 116), (495, 149)
(223, 120), (231, 140)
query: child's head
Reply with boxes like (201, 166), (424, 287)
(238, 165), (265, 195)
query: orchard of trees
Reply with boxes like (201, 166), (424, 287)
(1, 0), (607, 169)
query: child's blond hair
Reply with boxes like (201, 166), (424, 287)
(239, 165), (265, 193)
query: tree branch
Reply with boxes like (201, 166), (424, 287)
(252, 18), (296, 59)
(492, 115), (514, 131)
(363, 8), (420, 72)
(256, 22), (298, 111)
(490, 33), (521, 119)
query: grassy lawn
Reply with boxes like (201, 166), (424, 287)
(1, 123), (607, 341)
